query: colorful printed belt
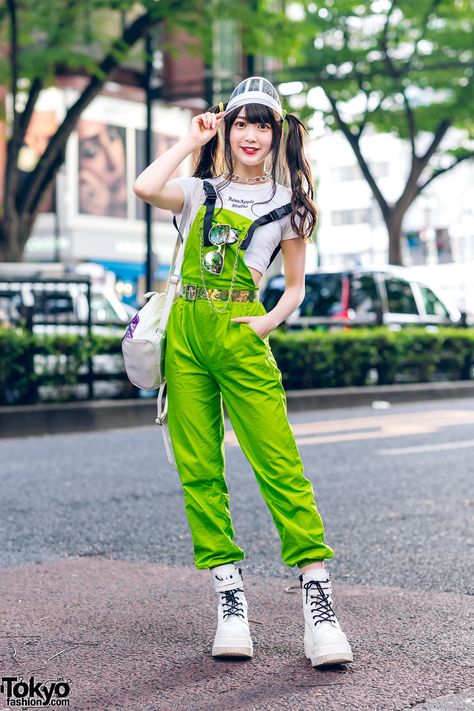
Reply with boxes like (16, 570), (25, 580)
(180, 284), (260, 303)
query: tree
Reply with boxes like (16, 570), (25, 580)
(279, 0), (474, 264)
(0, 0), (213, 261)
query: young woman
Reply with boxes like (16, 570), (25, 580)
(134, 77), (353, 668)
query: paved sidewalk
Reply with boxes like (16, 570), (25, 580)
(3, 381), (474, 439)
(0, 558), (472, 710)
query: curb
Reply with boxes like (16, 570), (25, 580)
(1, 381), (474, 439)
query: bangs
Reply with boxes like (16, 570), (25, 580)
(229, 103), (279, 125)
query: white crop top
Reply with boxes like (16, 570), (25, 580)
(169, 176), (300, 276)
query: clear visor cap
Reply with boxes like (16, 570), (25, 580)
(224, 76), (283, 118)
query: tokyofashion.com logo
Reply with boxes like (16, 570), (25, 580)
(0, 676), (71, 706)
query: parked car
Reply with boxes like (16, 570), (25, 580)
(0, 282), (130, 333)
(261, 266), (465, 330)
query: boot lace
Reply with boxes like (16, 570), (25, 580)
(220, 588), (244, 619)
(303, 580), (336, 626)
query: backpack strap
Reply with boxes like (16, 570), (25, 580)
(172, 215), (182, 241)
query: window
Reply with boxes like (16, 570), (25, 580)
(435, 228), (453, 264)
(371, 162), (389, 178)
(90, 295), (119, 322)
(384, 278), (418, 315)
(33, 292), (76, 319)
(405, 230), (428, 266)
(212, 20), (239, 99)
(331, 165), (362, 182)
(331, 162), (389, 182)
(301, 274), (343, 317)
(331, 209), (370, 226)
(419, 286), (449, 318)
(349, 275), (381, 316)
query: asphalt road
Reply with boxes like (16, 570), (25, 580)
(1, 397), (473, 710)
(1, 397), (473, 594)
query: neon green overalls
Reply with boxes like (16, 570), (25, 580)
(165, 181), (334, 570)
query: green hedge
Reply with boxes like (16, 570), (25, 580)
(1, 326), (473, 404)
(0, 328), (123, 404)
(268, 327), (474, 389)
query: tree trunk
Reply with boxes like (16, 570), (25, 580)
(0, 209), (39, 261)
(386, 208), (404, 265)
(0, 11), (157, 261)
(0, 216), (24, 261)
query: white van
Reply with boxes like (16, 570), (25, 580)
(0, 262), (131, 332)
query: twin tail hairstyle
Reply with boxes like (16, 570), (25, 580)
(192, 102), (318, 243)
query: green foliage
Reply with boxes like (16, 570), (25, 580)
(0, 1), (212, 87)
(269, 326), (474, 389)
(0, 327), (123, 404)
(0, 327), (38, 404)
(1, 326), (473, 404)
(32, 332), (96, 394)
(279, 0), (474, 140)
(0, 0), (220, 260)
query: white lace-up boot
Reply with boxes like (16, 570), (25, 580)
(210, 563), (253, 658)
(300, 568), (353, 667)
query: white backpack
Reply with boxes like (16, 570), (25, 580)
(121, 281), (180, 391)
(121, 179), (205, 469)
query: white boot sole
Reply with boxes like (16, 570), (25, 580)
(305, 639), (353, 667)
(212, 639), (253, 658)
(212, 644), (253, 659)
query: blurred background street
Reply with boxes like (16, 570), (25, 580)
(1, 398), (473, 709)
(1, 0), (474, 406)
(1, 0), (474, 708)
(2, 398), (474, 592)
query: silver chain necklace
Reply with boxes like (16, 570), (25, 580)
(199, 227), (244, 313)
(227, 170), (272, 184)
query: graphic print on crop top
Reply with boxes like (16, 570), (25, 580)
(169, 176), (300, 276)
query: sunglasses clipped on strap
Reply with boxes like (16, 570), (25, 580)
(203, 223), (240, 275)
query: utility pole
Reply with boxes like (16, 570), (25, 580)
(145, 30), (155, 294)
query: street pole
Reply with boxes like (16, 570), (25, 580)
(145, 30), (154, 294)
(54, 176), (61, 263)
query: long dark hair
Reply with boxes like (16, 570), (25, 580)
(192, 102), (318, 243)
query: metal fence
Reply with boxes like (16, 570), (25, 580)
(0, 276), (129, 401)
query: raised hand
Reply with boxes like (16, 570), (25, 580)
(189, 111), (225, 147)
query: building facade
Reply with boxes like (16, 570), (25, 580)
(2, 17), (286, 305)
(312, 127), (474, 310)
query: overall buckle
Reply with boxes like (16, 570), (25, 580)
(186, 285), (198, 300)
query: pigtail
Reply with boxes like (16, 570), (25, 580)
(284, 113), (318, 243)
(192, 104), (225, 179)
(190, 101), (317, 241)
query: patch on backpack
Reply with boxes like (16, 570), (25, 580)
(124, 313), (140, 339)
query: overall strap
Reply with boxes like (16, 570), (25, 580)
(250, 203), (294, 268)
(172, 179), (216, 243)
(198, 180), (293, 267)
(240, 203), (292, 251)
(268, 243), (282, 268)
(202, 180), (218, 246)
